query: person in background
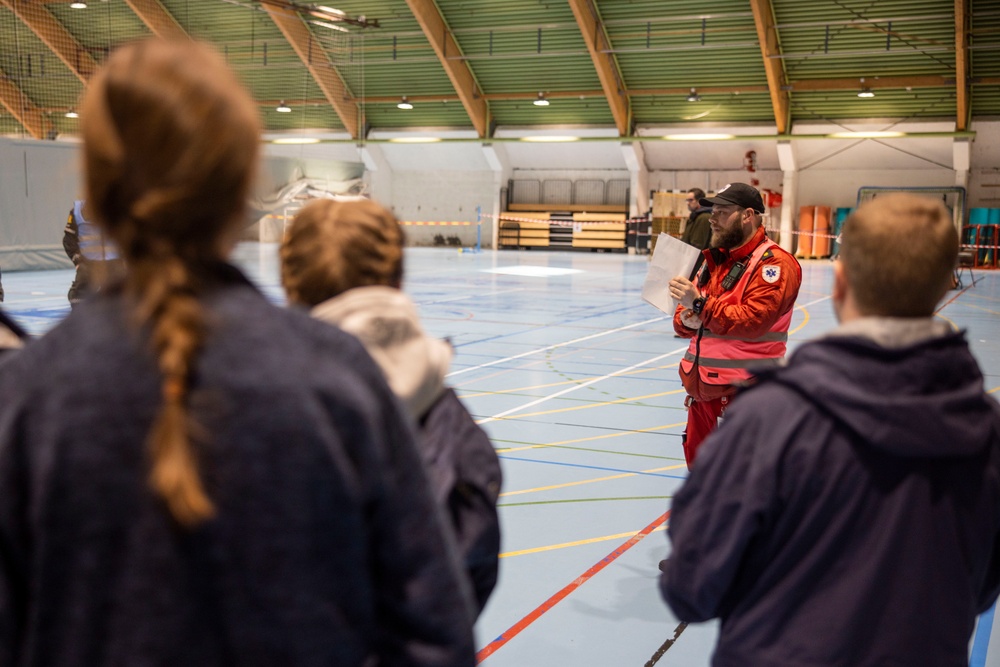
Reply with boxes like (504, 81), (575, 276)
(668, 183), (801, 469)
(660, 193), (1000, 667)
(0, 39), (475, 667)
(63, 199), (126, 306)
(681, 187), (712, 249)
(281, 198), (502, 615)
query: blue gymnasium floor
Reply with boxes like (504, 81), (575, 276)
(3, 243), (1000, 667)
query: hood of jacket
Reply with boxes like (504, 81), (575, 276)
(762, 317), (998, 458)
(312, 286), (452, 420)
(689, 206), (712, 221)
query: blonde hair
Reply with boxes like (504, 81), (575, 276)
(80, 39), (261, 526)
(840, 193), (958, 317)
(281, 199), (404, 307)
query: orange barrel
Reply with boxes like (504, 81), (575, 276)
(813, 206), (832, 257)
(796, 206), (815, 258)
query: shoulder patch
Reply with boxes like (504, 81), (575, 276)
(762, 264), (781, 284)
(762, 248), (774, 260)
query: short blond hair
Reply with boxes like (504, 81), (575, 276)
(840, 193), (958, 317)
(281, 198), (404, 307)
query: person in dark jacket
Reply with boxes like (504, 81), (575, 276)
(681, 187), (711, 249)
(0, 39), (475, 667)
(281, 198), (503, 614)
(62, 199), (126, 306)
(660, 192), (1000, 667)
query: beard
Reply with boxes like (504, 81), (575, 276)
(710, 222), (744, 249)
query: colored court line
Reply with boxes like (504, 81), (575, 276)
(498, 455), (688, 480)
(936, 282), (974, 314)
(478, 347), (687, 425)
(970, 602), (996, 667)
(789, 295), (831, 336)
(500, 463), (688, 497)
(480, 388), (685, 424)
(499, 495), (672, 508)
(447, 315), (668, 378)
(499, 525), (667, 558)
(460, 362), (682, 398)
(990, 386), (999, 395)
(497, 420), (686, 453)
(475, 511), (670, 663)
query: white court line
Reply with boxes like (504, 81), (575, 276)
(478, 345), (687, 425)
(447, 315), (667, 378)
(419, 287), (527, 306)
(797, 296), (831, 309)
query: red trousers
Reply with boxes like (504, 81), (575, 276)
(682, 396), (728, 469)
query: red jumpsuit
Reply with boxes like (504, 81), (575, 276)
(673, 226), (801, 467)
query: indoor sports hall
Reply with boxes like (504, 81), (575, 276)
(2, 243), (999, 666)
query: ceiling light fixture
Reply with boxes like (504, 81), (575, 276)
(314, 20), (348, 32)
(663, 133), (734, 141)
(69, 1), (87, 8)
(686, 88), (701, 103)
(276, 101), (292, 113)
(520, 136), (580, 143)
(271, 137), (321, 145)
(316, 5), (346, 16)
(533, 92), (550, 107)
(397, 96), (413, 110)
(64, 110), (79, 119)
(858, 87), (875, 98)
(388, 137), (442, 143)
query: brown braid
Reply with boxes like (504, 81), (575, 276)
(79, 39), (260, 526)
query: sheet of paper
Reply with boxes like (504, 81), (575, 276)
(641, 233), (703, 316)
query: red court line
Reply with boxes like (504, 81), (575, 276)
(476, 511), (670, 663)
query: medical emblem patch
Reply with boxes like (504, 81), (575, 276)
(762, 265), (781, 284)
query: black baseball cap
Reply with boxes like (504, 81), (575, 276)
(700, 183), (766, 213)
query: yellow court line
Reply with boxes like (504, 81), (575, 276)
(935, 313), (959, 331)
(990, 386), (999, 395)
(498, 421), (687, 453)
(491, 389), (686, 421)
(500, 463), (688, 497)
(460, 363), (681, 399)
(789, 305), (811, 335)
(962, 303), (1000, 317)
(500, 525), (667, 558)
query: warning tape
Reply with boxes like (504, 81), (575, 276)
(487, 212), (648, 227)
(399, 221), (476, 226)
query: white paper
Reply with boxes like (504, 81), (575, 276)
(642, 233), (703, 315)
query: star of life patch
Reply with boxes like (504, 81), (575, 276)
(762, 264), (781, 284)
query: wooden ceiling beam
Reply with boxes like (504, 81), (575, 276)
(122, 0), (187, 41)
(566, 0), (631, 136)
(955, 0), (969, 131)
(749, 0), (790, 134)
(0, 0), (99, 84)
(265, 4), (360, 138)
(403, 0), (490, 138)
(0, 77), (49, 139)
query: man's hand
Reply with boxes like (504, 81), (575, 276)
(679, 309), (702, 330)
(669, 276), (701, 309)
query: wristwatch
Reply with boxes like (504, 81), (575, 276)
(691, 296), (707, 315)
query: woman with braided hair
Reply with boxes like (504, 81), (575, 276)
(0, 39), (475, 667)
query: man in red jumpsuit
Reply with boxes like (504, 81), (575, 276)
(668, 183), (801, 468)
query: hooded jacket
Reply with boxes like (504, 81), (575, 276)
(661, 318), (1000, 667)
(312, 286), (501, 613)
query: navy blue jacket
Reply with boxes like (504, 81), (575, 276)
(661, 329), (1000, 666)
(418, 388), (501, 613)
(0, 265), (475, 667)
